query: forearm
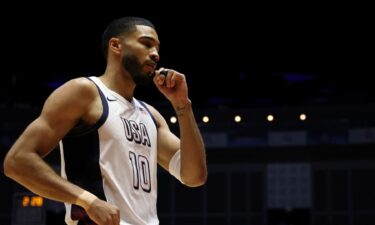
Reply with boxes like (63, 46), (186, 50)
(173, 101), (207, 186)
(4, 151), (96, 210)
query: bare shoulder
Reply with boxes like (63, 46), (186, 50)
(42, 77), (99, 119)
(48, 77), (97, 101)
(56, 77), (97, 97)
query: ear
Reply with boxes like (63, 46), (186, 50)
(108, 37), (121, 55)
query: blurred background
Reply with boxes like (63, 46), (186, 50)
(1, 4), (375, 225)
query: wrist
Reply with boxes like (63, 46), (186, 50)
(75, 190), (98, 210)
(173, 100), (192, 116)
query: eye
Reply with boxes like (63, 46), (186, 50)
(139, 37), (160, 51)
(142, 41), (153, 48)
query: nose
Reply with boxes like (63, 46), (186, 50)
(150, 49), (160, 62)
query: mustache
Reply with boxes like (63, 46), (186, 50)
(145, 60), (158, 70)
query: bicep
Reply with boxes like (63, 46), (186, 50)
(10, 104), (79, 158)
(13, 115), (74, 157)
(9, 78), (95, 158)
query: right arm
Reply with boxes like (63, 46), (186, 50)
(3, 78), (119, 225)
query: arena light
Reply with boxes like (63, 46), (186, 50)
(202, 116), (210, 123)
(267, 114), (274, 122)
(234, 115), (242, 123)
(170, 116), (177, 124)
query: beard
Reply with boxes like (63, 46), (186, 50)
(122, 54), (153, 86)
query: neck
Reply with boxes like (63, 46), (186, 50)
(100, 64), (136, 101)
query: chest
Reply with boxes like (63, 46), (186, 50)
(99, 102), (157, 151)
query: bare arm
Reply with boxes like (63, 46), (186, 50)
(3, 78), (119, 224)
(153, 68), (207, 187)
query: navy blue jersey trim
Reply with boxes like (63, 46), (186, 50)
(88, 77), (109, 129)
(65, 77), (109, 137)
(138, 101), (159, 128)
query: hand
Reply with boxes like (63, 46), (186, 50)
(153, 68), (190, 108)
(86, 198), (120, 225)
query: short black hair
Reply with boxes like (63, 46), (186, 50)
(101, 17), (155, 59)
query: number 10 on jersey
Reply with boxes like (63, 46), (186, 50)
(129, 151), (151, 193)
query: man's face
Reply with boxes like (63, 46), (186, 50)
(121, 25), (160, 86)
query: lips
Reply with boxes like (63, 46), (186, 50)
(145, 62), (157, 71)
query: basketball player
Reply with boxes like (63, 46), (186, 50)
(3, 17), (207, 225)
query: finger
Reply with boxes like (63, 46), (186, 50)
(157, 67), (165, 73)
(154, 68), (167, 86)
(114, 208), (120, 225)
(160, 69), (169, 86)
(167, 70), (176, 87)
(114, 215), (120, 225)
(110, 215), (118, 225)
(107, 215), (115, 225)
(153, 71), (163, 86)
(170, 73), (176, 87)
(156, 67), (166, 78)
(106, 204), (120, 225)
(157, 75), (165, 86)
(160, 68), (168, 77)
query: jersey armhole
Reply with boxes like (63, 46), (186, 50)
(138, 101), (159, 128)
(65, 77), (109, 137)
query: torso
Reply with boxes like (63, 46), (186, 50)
(60, 76), (159, 225)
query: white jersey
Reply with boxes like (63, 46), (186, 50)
(59, 76), (159, 225)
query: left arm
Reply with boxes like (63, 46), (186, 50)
(151, 68), (207, 187)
